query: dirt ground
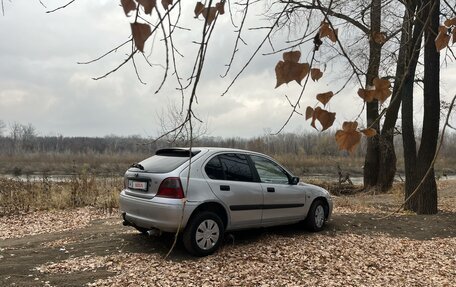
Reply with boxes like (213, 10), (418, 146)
(1, 181), (455, 287)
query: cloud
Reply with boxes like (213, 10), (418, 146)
(3, 1), (450, 139)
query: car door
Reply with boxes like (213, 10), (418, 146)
(250, 155), (306, 225)
(204, 153), (264, 229)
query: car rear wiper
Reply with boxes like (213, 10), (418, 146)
(129, 163), (144, 170)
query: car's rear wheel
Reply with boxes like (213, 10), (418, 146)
(305, 200), (327, 231)
(183, 211), (224, 256)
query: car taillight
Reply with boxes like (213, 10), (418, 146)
(156, 177), (184, 199)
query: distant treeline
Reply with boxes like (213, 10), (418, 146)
(1, 121), (456, 160)
(0, 132), (360, 157)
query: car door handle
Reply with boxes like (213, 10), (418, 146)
(220, 185), (230, 191)
(267, 187), (275, 192)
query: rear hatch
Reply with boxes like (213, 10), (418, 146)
(124, 148), (202, 199)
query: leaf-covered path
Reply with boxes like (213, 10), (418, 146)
(1, 182), (455, 287)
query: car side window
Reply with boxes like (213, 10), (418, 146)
(219, 153), (254, 182)
(251, 155), (289, 184)
(205, 156), (224, 180)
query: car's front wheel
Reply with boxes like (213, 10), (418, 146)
(305, 200), (327, 231)
(183, 211), (224, 256)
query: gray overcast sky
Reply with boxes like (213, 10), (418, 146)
(1, 1), (455, 138)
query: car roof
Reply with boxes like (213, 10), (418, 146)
(157, 147), (263, 155)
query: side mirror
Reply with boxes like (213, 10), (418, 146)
(290, 176), (300, 185)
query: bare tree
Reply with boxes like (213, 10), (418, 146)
(0, 120), (5, 137)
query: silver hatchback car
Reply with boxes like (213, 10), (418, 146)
(120, 147), (333, 256)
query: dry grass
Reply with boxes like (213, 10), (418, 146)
(273, 153), (365, 176)
(0, 151), (147, 176)
(0, 170), (121, 216)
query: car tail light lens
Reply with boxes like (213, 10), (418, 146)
(156, 177), (184, 199)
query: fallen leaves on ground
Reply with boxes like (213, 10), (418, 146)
(34, 233), (456, 287)
(5, 182), (456, 287)
(0, 207), (117, 240)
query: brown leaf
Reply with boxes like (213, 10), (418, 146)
(161, 0), (173, 10)
(310, 68), (323, 82)
(372, 78), (392, 103)
(137, 0), (156, 15)
(435, 26), (450, 51)
(311, 107), (336, 131)
(335, 121), (362, 153)
(194, 2), (205, 17)
(316, 91), (334, 106)
(131, 23), (152, 53)
(216, 1), (225, 15)
(357, 88), (376, 102)
(202, 7), (217, 25)
(305, 106), (314, 120)
(453, 28), (456, 45)
(444, 17), (456, 27)
(373, 31), (387, 44)
(328, 28), (338, 43)
(275, 61), (310, 88)
(121, 0), (136, 16)
(283, 51), (301, 63)
(319, 22), (337, 43)
(361, 128), (377, 137)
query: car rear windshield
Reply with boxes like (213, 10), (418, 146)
(137, 149), (200, 173)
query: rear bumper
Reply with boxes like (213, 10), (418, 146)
(119, 190), (197, 232)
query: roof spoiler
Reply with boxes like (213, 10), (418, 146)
(155, 148), (201, 157)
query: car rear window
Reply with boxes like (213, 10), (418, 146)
(138, 149), (200, 173)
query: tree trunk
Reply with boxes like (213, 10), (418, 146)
(363, 0), (381, 189)
(376, 4), (416, 192)
(402, 0), (439, 214)
(401, 0), (423, 211)
(414, 0), (439, 214)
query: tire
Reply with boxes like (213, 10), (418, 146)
(183, 211), (224, 256)
(304, 200), (327, 232)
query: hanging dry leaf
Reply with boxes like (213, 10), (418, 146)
(216, 1), (225, 15)
(131, 23), (152, 53)
(283, 51), (301, 63)
(319, 22), (331, 38)
(137, 0), (156, 15)
(452, 28), (456, 45)
(435, 26), (450, 51)
(310, 68), (323, 81)
(357, 88), (375, 102)
(372, 78), (391, 103)
(316, 91), (334, 106)
(327, 28), (338, 43)
(202, 7), (218, 25)
(311, 107), (336, 131)
(444, 17), (456, 27)
(319, 21), (337, 43)
(161, 0), (173, 10)
(335, 121), (362, 153)
(194, 2), (205, 17)
(305, 106), (314, 120)
(361, 128), (377, 137)
(275, 61), (310, 88)
(373, 31), (387, 44)
(121, 0), (136, 16)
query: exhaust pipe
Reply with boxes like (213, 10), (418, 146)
(146, 229), (161, 236)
